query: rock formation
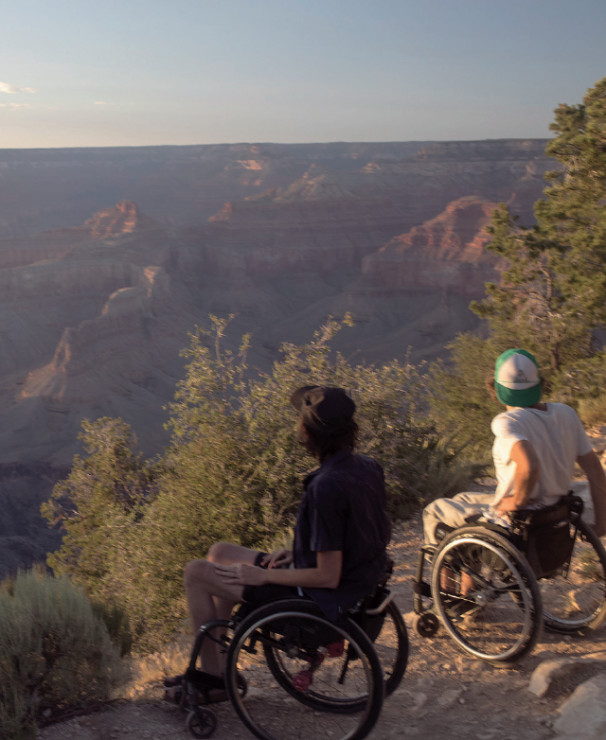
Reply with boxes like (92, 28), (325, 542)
(360, 196), (501, 294)
(0, 139), (556, 575)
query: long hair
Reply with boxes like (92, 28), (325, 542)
(297, 416), (358, 461)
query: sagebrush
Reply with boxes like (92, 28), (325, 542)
(0, 569), (123, 739)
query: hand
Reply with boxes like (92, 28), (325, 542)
(495, 497), (518, 514)
(261, 548), (293, 569)
(214, 562), (267, 587)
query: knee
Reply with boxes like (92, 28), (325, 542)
(423, 499), (440, 520)
(184, 558), (213, 590)
(206, 541), (233, 564)
(422, 500), (442, 545)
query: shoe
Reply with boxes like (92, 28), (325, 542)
(185, 669), (226, 691)
(162, 670), (228, 705)
(163, 674), (184, 688)
(325, 640), (345, 657)
(293, 669), (314, 692)
(163, 684), (184, 705)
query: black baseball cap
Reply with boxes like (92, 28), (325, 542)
(290, 385), (356, 432)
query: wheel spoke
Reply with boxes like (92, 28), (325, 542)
(431, 528), (542, 665)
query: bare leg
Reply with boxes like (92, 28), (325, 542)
(439, 563), (475, 595)
(440, 565), (457, 593)
(184, 542), (259, 676)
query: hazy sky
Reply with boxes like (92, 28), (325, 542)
(2, 0), (605, 149)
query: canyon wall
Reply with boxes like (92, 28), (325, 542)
(0, 139), (554, 574)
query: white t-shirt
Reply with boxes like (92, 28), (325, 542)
(491, 402), (593, 507)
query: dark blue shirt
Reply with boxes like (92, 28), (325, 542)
(293, 450), (390, 621)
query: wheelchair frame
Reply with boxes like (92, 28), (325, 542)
(412, 494), (606, 666)
(177, 577), (408, 740)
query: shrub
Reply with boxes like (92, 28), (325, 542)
(116, 317), (481, 649)
(0, 569), (122, 739)
(45, 316), (482, 652)
(578, 395), (606, 428)
(427, 333), (502, 461)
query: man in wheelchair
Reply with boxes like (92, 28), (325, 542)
(168, 385), (391, 704)
(423, 348), (606, 547)
(412, 349), (606, 665)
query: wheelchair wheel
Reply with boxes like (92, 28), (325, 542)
(413, 611), (440, 638)
(225, 599), (384, 740)
(541, 518), (606, 633)
(186, 707), (217, 738)
(431, 526), (543, 665)
(264, 598), (406, 704)
(365, 600), (408, 697)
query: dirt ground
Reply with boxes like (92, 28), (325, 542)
(37, 513), (606, 740)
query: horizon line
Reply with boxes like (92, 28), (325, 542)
(0, 136), (553, 153)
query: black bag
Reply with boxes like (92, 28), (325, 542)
(512, 494), (583, 578)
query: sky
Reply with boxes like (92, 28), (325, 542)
(1, 0), (605, 149)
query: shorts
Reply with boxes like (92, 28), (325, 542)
(241, 551), (299, 606)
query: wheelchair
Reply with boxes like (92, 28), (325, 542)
(177, 568), (409, 739)
(412, 493), (606, 666)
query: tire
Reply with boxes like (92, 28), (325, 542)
(363, 600), (408, 697)
(413, 611), (440, 638)
(225, 599), (384, 740)
(186, 707), (217, 738)
(264, 598), (407, 704)
(431, 526), (543, 665)
(541, 518), (606, 633)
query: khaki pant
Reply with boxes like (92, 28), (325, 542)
(422, 492), (495, 545)
(422, 485), (599, 545)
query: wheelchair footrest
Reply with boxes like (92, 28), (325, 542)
(184, 668), (226, 691)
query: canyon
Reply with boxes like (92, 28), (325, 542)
(0, 139), (554, 574)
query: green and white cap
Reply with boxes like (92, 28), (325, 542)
(494, 348), (541, 407)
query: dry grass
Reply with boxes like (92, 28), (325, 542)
(118, 628), (191, 701)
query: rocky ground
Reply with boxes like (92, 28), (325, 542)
(37, 511), (606, 740)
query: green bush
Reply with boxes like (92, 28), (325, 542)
(427, 333), (502, 461)
(0, 569), (122, 739)
(91, 600), (133, 657)
(45, 316), (482, 652)
(578, 395), (606, 428)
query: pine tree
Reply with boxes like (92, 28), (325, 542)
(430, 78), (606, 447)
(471, 77), (606, 383)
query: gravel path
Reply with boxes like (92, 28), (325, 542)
(37, 514), (606, 740)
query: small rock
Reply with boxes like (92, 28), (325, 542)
(529, 658), (569, 697)
(554, 674), (606, 739)
(436, 688), (462, 708)
(529, 657), (606, 698)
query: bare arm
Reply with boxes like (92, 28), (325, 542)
(216, 550), (343, 590)
(577, 451), (606, 537)
(496, 440), (540, 513)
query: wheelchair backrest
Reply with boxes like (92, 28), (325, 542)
(511, 493), (583, 578)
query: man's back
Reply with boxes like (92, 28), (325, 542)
(295, 450), (390, 619)
(491, 402), (593, 507)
